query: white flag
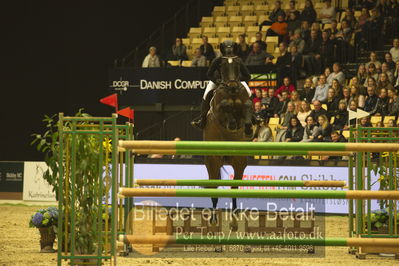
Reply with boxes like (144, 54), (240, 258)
(356, 108), (370, 119)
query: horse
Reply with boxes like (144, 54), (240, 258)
(203, 56), (254, 230)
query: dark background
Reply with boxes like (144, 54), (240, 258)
(1, 0), (211, 161)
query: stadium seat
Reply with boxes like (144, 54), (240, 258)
(215, 17), (229, 28)
(258, 15), (269, 25)
(168, 61), (180, 67)
(266, 36), (278, 44)
(266, 43), (276, 54)
(240, 5), (255, 16)
(208, 37), (220, 49)
(229, 16), (243, 27)
(383, 116), (396, 126)
(342, 131), (350, 139)
(225, 0), (239, 6)
(370, 116), (382, 127)
(298, 2), (305, 9)
(216, 27), (231, 38)
(354, 11), (361, 19)
(243, 16), (258, 26)
(322, 104), (327, 110)
(231, 26), (246, 38)
(226, 6), (240, 16)
(246, 25), (259, 35)
(181, 60), (193, 67)
(212, 6), (226, 16)
(203, 27), (217, 37)
(249, 36), (257, 43)
(261, 25), (270, 35)
(182, 38), (191, 46)
(315, 2), (323, 9)
(255, 5), (269, 15)
(330, 116), (335, 124)
(200, 17), (214, 28)
(188, 27), (202, 39)
(269, 117), (279, 125)
(191, 38), (203, 46)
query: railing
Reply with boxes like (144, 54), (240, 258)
(116, 0), (220, 68)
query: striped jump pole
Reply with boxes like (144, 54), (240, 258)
(135, 179), (346, 187)
(119, 188), (399, 200)
(119, 140), (399, 153)
(119, 235), (399, 247)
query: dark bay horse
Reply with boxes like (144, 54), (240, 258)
(204, 56), (253, 230)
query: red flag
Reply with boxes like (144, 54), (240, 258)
(117, 107), (134, 122)
(100, 94), (118, 110)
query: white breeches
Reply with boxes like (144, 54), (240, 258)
(203, 81), (252, 100)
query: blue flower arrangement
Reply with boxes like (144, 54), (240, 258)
(29, 206), (59, 228)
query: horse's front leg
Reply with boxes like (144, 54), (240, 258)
(229, 156), (248, 232)
(205, 156), (222, 225)
(219, 99), (237, 130)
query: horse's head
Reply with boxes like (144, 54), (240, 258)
(220, 56), (241, 95)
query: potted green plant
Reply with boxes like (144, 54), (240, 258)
(29, 206), (58, 252)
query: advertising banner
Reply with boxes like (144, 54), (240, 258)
(22, 162), (56, 202)
(0, 161), (24, 192)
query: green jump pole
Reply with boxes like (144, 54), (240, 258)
(119, 140), (399, 152)
(135, 179), (346, 187)
(119, 188), (399, 200)
(119, 235), (399, 247)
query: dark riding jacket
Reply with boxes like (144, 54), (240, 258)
(207, 56), (251, 84)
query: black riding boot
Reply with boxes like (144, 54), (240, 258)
(191, 93), (212, 130)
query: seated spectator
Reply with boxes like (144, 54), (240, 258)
(301, 0), (317, 24)
(312, 75), (329, 103)
(285, 116), (304, 142)
(142, 46), (161, 68)
(237, 34), (250, 61)
(310, 100), (327, 122)
(326, 88), (340, 117)
(342, 9), (358, 29)
(302, 115), (321, 142)
(390, 38), (399, 62)
(291, 91), (302, 113)
(253, 118), (273, 142)
(263, 88), (280, 118)
(276, 101), (296, 142)
(357, 64), (368, 85)
(303, 30), (321, 75)
(359, 116), (372, 127)
(170, 38), (188, 60)
(387, 119), (397, 128)
(377, 73), (394, 91)
(268, 1), (286, 24)
(366, 77), (378, 93)
(355, 8), (370, 52)
(254, 102), (265, 120)
(289, 29), (305, 54)
(349, 85), (365, 109)
(388, 88), (399, 116)
(310, 22), (322, 37)
(348, 76), (365, 95)
(323, 131), (347, 159)
(191, 48), (207, 67)
(328, 19), (339, 35)
(275, 77), (295, 99)
(332, 78), (344, 98)
(373, 88), (389, 116)
(250, 32), (267, 51)
(199, 36), (215, 62)
(364, 86), (379, 113)
(335, 20), (353, 42)
(300, 20), (311, 41)
(289, 44), (303, 84)
(299, 78), (316, 102)
(275, 90), (291, 117)
(317, 114), (332, 142)
(266, 14), (288, 44)
(383, 52), (396, 71)
(324, 67), (331, 80)
(297, 101), (312, 127)
(327, 62), (346, 86)
(348, 100), (358, 126)
(365, 51), (382, 70)
(245, 43), (273, 66)
(363, 8), (383, 51)
(332, 100), (349, 130)
(363, 63), (379, 87)
(381, 62), (394, 82)
(287, 12), (301, 35)
(252, 88), (263, 104)
(319, 30), (334, 71)
(275, 42), (291, 85)
(342, 87), (351, 105)
(286, 0), (300, 18)
(318, 0), (336, 24)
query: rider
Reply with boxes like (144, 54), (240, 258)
(191, 40), (252, 129)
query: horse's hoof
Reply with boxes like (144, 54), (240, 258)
(229, 220), (238, 231)
(210, 215), (218, 225)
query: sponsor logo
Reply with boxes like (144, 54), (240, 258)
(140, 79), (208, 90)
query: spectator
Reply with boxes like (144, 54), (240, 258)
(349, 85), (365, 109)
(289, 44), (303, 84)
(349, 76), (366, 96)
(328, 19), (339, 35)
(199, 36), (215, 62)
(387, 119), (396, 128)
(300, 20), (311, 41)
(286, 0), (300, 18)
(373, 88), (389, 116)
(364, 8), (384, 51)
(301, 0), (317, 24)
(170, 38), (188, 60)
(342, 87), (351, 105)
(310, 22), (322, 37)
(191, 48), (207, 67)
(359, 116), (372, 127)
(254, 101), (265, 120)
(377, 73), (394, 91)
(266, 14), (288, 44)
(276, 101), (296, 141)
(287, 12), (302, 35)
(355, 8), (370, 52)
(366, 77), (378, 92)
(312, 75), (329, 103)
(381, 62), (394, 82)
(323, 131), (347, 159)
(332, 100), (349, 130)
(383, 52), (396, 71)
(237, 34), (250, 61)
(250, 32), (267, 51)
(275, 76), (295, 99)
(326, 88), (340, 117)
(357, 64), (368, 85)
(269, 1), (286, 24)
(324, 67), (332, 80)
(275, 42), (291, 85)
(327, 62), (346, 86)
(297, 101), (312, 127)
(299, 78), (316, 102)
(394, 61), (399, 89)
(390, 38), (399, 62)
(142, 46), (161, 68)
(252, 88), (263, 104)
(318, 0), (336, 24)
(349, 100), (358, 126)
(365, 51), (382, 70)
(275, 90), (291, 117)
(285, 116), (304, 142)
(253, 118), (273, 142)
(263, 88), (280, 118)
(291, 91), (302, 113)
(388, 88), (399, 116)
(310, 100), (328, 122)
(319, 30), (334, 71)
(335, 20), (353, 42)
(364, 86), (379, 113)
(317, 114), (332, 142)
(303, 30), (321, 75)
(332, 78), (344, 98)
(364, 63), (379, 87)
(245, 42), (272, 66)
(342, 9), (358, 29)
(289, 29), (305, 54)
(302, 115), (321, 142)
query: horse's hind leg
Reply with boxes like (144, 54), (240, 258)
(229, 156), (248, 231)
(205, 156), (223, 224)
